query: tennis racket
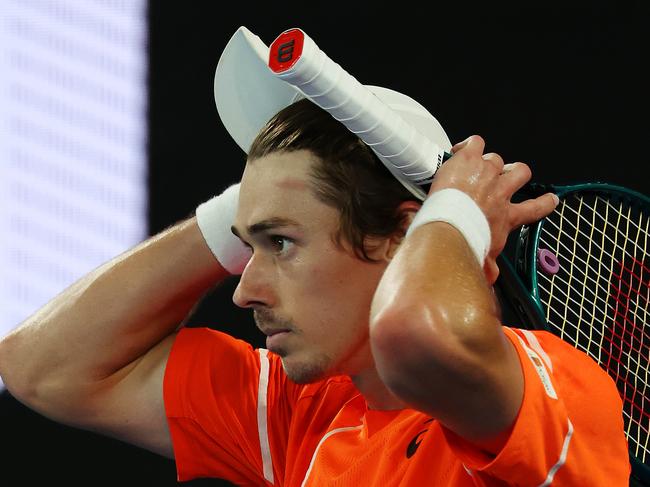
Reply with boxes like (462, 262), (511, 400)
(495, 182), (649, 485)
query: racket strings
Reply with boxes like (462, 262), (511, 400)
(611, 257), (650, 451)
(536, 262), (650, 354)
(541, 198), (648, 285)
(539, 203), (650, 333)
(536, 192), (649, 463)
(545, 195), (650, 257)
(538, 203), (650, 360)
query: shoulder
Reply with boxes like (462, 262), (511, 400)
(503, 326), (624, 423)
(174, 326), (256, 352)
(445, 327), (630, 484)
(504, 327), (617, 384)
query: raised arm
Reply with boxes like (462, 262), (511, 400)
(369, 135), (559, 453)
(0, 184), (248, 458)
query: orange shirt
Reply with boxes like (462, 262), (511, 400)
(163, 326), (631, 486)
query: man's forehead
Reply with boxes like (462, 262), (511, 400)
(235, 178), (316, 233)
(235, 151), (332, 232)
(239, 173), (312, 203)
(242, 150), (315, 180)
(241, 154), (315, 194)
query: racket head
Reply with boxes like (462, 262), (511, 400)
(513, 182), (650, 482)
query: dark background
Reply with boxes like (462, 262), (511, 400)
(1, 2), (647, 485)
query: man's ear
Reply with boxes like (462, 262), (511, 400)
(388, 200), (421, 258)
(366, 200), (422, 262)
(398, 200), (422, 233)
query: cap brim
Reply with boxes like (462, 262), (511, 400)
(214, 26), (302, 154)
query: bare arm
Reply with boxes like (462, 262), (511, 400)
(0, 216), (228, 457)
(370, 135), (558, 453)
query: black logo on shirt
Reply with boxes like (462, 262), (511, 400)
(406, 418), (433, 459)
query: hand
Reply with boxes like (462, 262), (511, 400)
(428, 135), (558, 284)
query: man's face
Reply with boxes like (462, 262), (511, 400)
(232, 150), (390, 383)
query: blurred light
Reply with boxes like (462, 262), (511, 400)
(0, 0), (148, 386)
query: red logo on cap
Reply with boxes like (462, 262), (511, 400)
(269, 28), (304, 73)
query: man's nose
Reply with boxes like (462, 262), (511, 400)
(232, 253), (275, 309)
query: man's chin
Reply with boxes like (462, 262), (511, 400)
(280, 354), (331, 384)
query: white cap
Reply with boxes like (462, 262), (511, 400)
(213, 26), (452, 199)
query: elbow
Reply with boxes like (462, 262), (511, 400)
(369, 300), (500, 405)
(0, 331), (35, 402)
(0, 330), (64, 410)
(0, 333), (92, 425)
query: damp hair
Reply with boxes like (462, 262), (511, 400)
(248, 98), (418, 262)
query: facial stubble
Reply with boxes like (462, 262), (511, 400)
(254, 308), (332, 384)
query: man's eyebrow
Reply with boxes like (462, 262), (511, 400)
(231, 217), (303, 238)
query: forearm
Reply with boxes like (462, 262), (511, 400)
(371, 221), (501, 345)
(370, 223), (521, 442)
(0, 216), (227, 402)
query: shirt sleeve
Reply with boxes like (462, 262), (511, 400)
(441, 327), (631, 486)
(163, 326), (299, 485)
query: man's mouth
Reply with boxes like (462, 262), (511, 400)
(262, 329), (292, 350)
(258, 327), (291, 337)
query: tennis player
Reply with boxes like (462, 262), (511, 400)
(0, 27), (631, 486)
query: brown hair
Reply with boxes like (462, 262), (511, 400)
(248, 98), (418, 262)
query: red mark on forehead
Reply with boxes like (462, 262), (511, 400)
(275, 178), (309, 191)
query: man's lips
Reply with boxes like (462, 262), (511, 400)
(262, 329), (292, 350)
(259, 328), (291, 337)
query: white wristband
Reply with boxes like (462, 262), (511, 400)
(196, 183), (252, 275)
(405, 188), (491, 264)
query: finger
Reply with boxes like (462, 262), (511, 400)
(452, 134), (485, 155)
(451, 136), (471, 152)
(481, 152), (505, 173)
(510, 193), (560, 227)
(499, 162), (532, 192)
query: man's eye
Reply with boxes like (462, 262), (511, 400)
(268, 235), (294, 254)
